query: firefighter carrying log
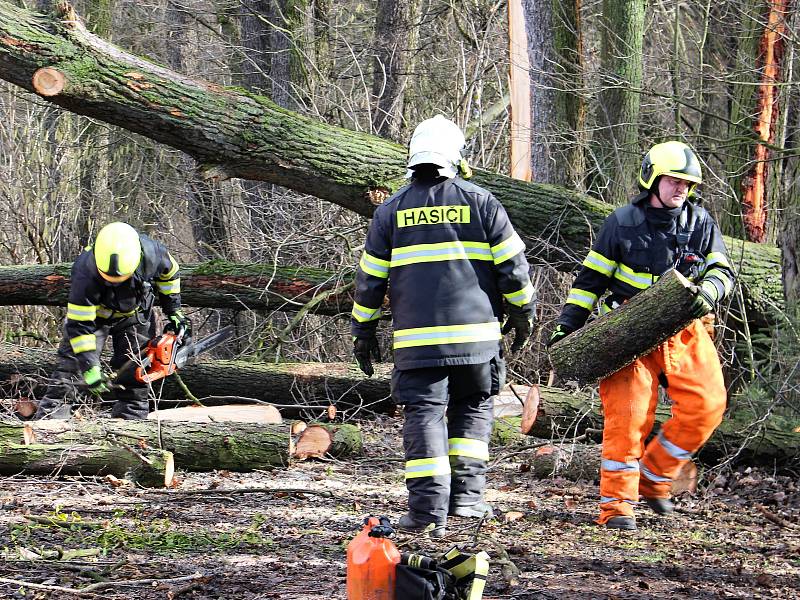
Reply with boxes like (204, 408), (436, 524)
(351, 116), (537, 537)
(34, 222), (190, 420)
(549, 141), (735, 530)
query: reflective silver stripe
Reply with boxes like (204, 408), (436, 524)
(503, 281), (534, 306)
(393, 321), (501, 349)
(391, 241), (493, 267)
(565, 288), (598, 311)
(351, 301), (381, 323)
(705, 252), (732, 269)
(405, 456), (451, 479)
(658, 431), (692, 460)
(491, 232), (526, 264)
(601, 459), (640, 472)
(448, 437), (490, 461)
(359, 252), (390, 278)
(155, 279), (180, 294)
(66, 303), (97, 322)
(69, 334), (97, 354)
(640, 462), (671, 483)
(614, 263), (654, 289)
(600, 496), (638, 505)
(583, 250), (617, 277)
(97, 306), (113, 319)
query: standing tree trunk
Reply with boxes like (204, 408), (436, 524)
(523, 0), (585, 186)
(370, 0), (420, 142)
(592, 0), (644, 205)
(508, 0), (531, 181)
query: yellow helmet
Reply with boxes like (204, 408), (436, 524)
(639, 141), (702, 192)
(94, 222), (141, 283)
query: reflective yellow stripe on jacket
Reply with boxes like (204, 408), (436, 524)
(491, 232), (526, 265)
(503, 282), (534, 307)
(359, 251), (390, 278)
(393, 321), (501, 349)
(66, 303), (97, 322)
(351, 301), (382, 323)
(69, 334), (97, 354)
(390, 241), (493, 267)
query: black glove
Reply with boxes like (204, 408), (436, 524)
(689, 280), (719, 318)
(547, 323), (575, 348)
(501, 304), (533, 353)
(353, 336), (381, 377)
(164, 310), (191, 337)
(83, 365), (109, 396)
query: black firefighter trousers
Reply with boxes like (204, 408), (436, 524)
(36, 316), (156, 420)
(392, 360), (499, 526)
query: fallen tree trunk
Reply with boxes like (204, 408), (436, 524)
(1, 418), (362, 473)
(0, 262), (354, 315)
(0, 2), (783, 328)
(548, 270), (698, 384)
(0, 422), (173, 486)
(0, 343), (394, 415)
(493, 390), (800, 467)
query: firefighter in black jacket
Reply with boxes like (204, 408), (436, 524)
(35, 222), (189, 420)
(351, 116), (536, 537)
(549, 141), (735, 530)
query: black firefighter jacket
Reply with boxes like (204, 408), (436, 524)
(558, 195), (735, 331)
(351, 176), (534, 371)
(65, 235), (182, 371)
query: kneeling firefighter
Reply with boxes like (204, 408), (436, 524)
(548, 141), (735, 530)
(35, 222), (190, 420)
(350, 116), (537, 537)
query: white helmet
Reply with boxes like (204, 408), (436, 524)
(406, 115), (465, 178)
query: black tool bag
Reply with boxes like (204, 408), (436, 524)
(396, 553), (457, 600)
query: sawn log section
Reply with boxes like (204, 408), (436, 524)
(0, 1), (784, 329)
(548, 270), (698, 384)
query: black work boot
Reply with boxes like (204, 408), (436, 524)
(33, 399), (72, 420)
(605, 516), (637, 530)
(397, 513), (446, 538)
(449, 501), (494, 519)
(644, 497), (675, 515)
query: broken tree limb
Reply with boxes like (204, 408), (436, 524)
(548, 269), (698, 385)
(0, 343), (394, 415)
(0, 261), (355, 315)
(0, 2), (784, 328)
(0, 422), (173, 486)
(0, 418), (363, 475)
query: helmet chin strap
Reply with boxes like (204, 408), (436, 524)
(650, 176), (669, 208)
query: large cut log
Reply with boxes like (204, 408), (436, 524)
(0, 422), (173, 486)
(0, 2), (783, 328)
(0, 261), (353, 315)
(0, 343), (394, 415)
(548, 270), (698, 385)
(1, 418), (362, 473)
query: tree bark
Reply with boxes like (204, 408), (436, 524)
(3, 418), (362, 472)
(0, 343), (393, 415)
(370, 0), (420, 141)
(548, 270), (698, 384)
(0, 1), (785, 327)
(593, 0), (644, 205)
(0, 421), (173, 486)
(0, 261), (354, 315)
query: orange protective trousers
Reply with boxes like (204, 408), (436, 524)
(597, 319), (726, 524)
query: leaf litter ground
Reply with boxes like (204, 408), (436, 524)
(0, 415), (797, 599)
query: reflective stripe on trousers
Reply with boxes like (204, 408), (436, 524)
(597, 320), (726, 523)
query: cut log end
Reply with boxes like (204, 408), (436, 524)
(32, 68), (66, 97)
(292, 425), (333, 460)
(520, 385), (540, 434)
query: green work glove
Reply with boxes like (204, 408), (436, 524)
(353, 336), (381, 377)
(502, 304), (533, 353)
(164, 310), (191, 337)
(689, 280), (719, 318)
(547, 323), (575, 348)
(83, 365), (109, 396)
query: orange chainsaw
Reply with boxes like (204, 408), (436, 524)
(117, 325), (234, 384)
